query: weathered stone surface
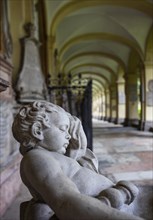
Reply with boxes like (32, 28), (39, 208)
(16, 23), (48, 103)
(12, 101), (143, 220)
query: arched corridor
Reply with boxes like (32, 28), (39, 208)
(0, 0), (153, 218)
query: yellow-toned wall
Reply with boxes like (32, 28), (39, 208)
(102, 94), (106, 118)
(119, 105), (125, 117)
(126, 52), (140, 121)
(111, 99), (117, 118)
(110, 84), (117, 120)
(117, 68), (125, 121)
(127, 74), (139, 119)
(146, 108), (153, 121)
(105, 90), (110, 118)
(145, 28), (153, 122)
(92, 93), (104, 119)
(145, 65), (153, 121)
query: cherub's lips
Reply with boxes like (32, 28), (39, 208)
(64, 143), (69, 148)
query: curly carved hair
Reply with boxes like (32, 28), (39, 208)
(12, 101), (65, 150)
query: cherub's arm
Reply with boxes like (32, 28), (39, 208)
(66, 115), (99, 172)
(22, 150), (143, 220)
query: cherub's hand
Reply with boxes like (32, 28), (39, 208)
(66, 115), (87, 159)
(97, 181), (139, 209)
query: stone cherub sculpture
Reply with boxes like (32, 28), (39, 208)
(12, 101), (143, 220)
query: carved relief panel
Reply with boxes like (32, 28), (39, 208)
(16, 23), (48, 103)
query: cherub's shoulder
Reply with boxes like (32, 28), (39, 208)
(21, 149), (64, 189)
(21, 148), (61, 172)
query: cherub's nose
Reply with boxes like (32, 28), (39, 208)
(66, 133), (71, 140)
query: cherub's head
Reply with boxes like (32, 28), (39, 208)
(12, 101), (87, 157)
(12, 101), (71, 155)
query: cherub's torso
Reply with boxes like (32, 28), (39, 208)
(21, 148), (113, 201)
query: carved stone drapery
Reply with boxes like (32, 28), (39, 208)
(15, 23), (48, 103)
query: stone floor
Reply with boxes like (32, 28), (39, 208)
(2, 119), (153, 220)
(93, 119), (153, 185)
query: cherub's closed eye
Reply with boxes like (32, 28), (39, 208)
(59, 125), (69, 131)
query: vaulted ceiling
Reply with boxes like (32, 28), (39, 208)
(44, 0), (153, 95)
